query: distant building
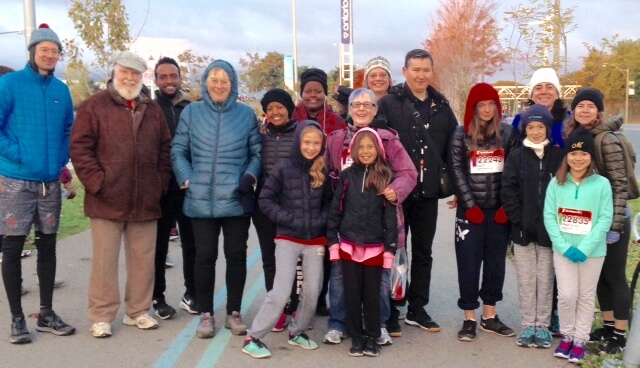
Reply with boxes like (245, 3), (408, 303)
(129, 37), (189, 93)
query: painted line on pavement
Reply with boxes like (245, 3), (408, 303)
(196, 274), (265, 368)
(153, 246), (262, 368)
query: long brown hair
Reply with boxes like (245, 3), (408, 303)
(349, 131), (392, 194)
(300, 125), (326, 188)
(468, 108), (502, 151)
(564, 111), (605, 138)
(555, 155), (597, 185)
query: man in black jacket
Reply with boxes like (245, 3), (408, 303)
(377, 49), (458, 335)
(151, 57), (197, 319)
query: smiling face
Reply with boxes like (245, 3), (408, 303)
(301, 81), (325, 114)
(574, 100), (598, 126)
(155, 63), (181, 99)
(33, 41), (60, 75)
(567, 150), (592, 177)
(356, 135), (378, 166)
(402, 57), (433, 96)
(113, 64), (143, 100)
(531, 82), (559, 109)
(300, 128), (323, 160)
(349, 93), (378, 128)
(525, 121), (548, 144)
(206, 68), (231, 103)
(365, 67), (390, 97)
(266, 101), (289, 127)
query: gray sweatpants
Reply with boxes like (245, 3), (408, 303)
(248, 239), (325, 339)
(513, 243), (554, 328)
(554, 252), (604, 343)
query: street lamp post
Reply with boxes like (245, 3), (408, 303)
(604, 63), (630, 123)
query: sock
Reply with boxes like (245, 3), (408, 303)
(482, 315), (495, 320)
(613, 328), (626, 338)
(602, 321), (615, 331)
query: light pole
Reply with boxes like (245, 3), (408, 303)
(604, 63), (630, 123)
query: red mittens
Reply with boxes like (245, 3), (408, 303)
(495, 207), (509, 224)
(465, 205), (485, 224)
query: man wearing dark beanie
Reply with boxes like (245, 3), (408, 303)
(292, 68), (345, 136)
(0, 23), (76, 344)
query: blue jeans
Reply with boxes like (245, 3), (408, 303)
(327, 261), (391, 333)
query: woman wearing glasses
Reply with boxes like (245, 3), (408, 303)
(323, 88), (416, 347)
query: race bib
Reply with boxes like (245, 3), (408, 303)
(341, 147), (353, 171)
(469, 149), (505, 174)
(558, 207), (593, 235)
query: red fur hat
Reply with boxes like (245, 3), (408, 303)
(463, 83), (502, 133)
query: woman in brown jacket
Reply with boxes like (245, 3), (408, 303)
(564, 88), (630, 354)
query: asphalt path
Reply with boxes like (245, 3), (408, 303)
(0, 200), (583, 368)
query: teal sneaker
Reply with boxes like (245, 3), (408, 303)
(288, 332), (319, 350)
(242, 338), (272, 359)
(534, 327), (553, 348)
(516, 326), (535, 347)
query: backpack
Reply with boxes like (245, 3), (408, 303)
(594, 131), (640, 200)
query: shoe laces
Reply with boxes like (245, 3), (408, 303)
(293, 332), (310, 342)
(251, 338), (267, 349)
(200, 313), (213, 327)
(231, 312), (244, 324)
(522, 326), (535, 337)
(535, 327), (549, 339)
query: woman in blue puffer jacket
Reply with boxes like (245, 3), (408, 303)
(171, 59), (261, 339)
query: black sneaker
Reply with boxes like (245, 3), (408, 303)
(457, 319), (477, 341)
(35, 311), (76, 336)
(363, 337), (380, 357)
(386, 316), (402, 337)
(349, 338), (364, 357)
(404, 310), (440, 332)
(153, 299), (177, 320)
(9, 316), (31, 344)
(603, 333), (626, 354)
(180, 294), (197, 314)
(479, 315), (514, 337)
(589, 326), (614, 342)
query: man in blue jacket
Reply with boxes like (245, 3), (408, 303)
(0, 23), (75, 344)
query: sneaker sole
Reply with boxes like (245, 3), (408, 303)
(568, 357), (583, 363)
(458, 336), (475, 342)
(516, 341), (533, 347)
(388, 331), (402, 337)
(323, 338), (342, 344)
(179, 302), (198, 314)
(554, 352), (570, 359)
(154, 310), (176, 320)
(363, 351), (379, 357)
(224, 325), (247, 336)
(92, 332), (112, 338)
(35, 326), (76, 336)
(348, 351), (364, 357)
(404, 319), (440, 332)
(478, 325), (514, 337)
(196, 331), (215, 339)
(123, 317), (158, 330)
(9, 335), (32, 344)
(242, 348), (271, 359)
(377, 339), (392, 346)
(288, 340), (318, 350)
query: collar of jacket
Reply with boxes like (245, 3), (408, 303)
(155, 89), (191, 107)
(22, 63), (53, 85)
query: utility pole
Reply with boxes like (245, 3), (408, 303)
(292, 0), (298, 93)
(24, 0), (36, 55)
(552, 0), (561, 72)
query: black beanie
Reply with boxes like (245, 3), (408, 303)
(520, 104), (553, 137)
(565, 127), (596, 158)
(300, 68), (328, 95)
(571, 87), (604, 112)
(261, 88), (295, 119)
(331, 86), (353, 109)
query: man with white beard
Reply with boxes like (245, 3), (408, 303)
(70, 52), (172, 338)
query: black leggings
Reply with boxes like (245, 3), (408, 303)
(1, 232), (57, 317)
(596, 217), (631, 320)
(191, 217), (249, 315)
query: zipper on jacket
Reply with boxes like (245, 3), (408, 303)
(130, 106), (138, 219)
(574, 183), (580, 200)
(42, 81), (50, 180)
(211, 105), (222, 217)
(361, 166), (368, 192)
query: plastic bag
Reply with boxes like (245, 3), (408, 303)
(390, 247), (408, 301)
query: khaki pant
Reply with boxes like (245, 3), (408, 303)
(88, 218), (156, 323)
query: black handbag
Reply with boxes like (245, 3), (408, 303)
(404, 99), (454, 199)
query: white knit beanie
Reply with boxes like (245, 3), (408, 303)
(529, 68), (561, 99)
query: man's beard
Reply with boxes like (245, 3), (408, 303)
(114, 78), (143, 101)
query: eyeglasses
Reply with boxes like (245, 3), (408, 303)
(350, 102), (376, 109)
(36, 47), (60, 57)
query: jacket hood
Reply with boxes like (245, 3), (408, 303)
(292, 120), (326, 167)
(463, 83), (501, 133)
(201, 59), (239, 111)
(155, 89), (191, 105)
(590, 114), (624, 136)
(348, 127), (386, 162)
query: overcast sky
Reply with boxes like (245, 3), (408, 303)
(1, 0), (638, 83)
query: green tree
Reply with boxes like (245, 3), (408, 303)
(238, 51), (285, 95)
(63, 0), (131, 80)
(65, 60), (98, 108)
(177, 49), (213, 101)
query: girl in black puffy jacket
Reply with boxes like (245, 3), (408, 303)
(448, 83), (518, 342)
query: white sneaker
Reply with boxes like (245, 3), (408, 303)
(90, 322), (112, 338)
(123, 313), (158, 330)
(323, 329), (346, 344)
(377, 328), (393, 345)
